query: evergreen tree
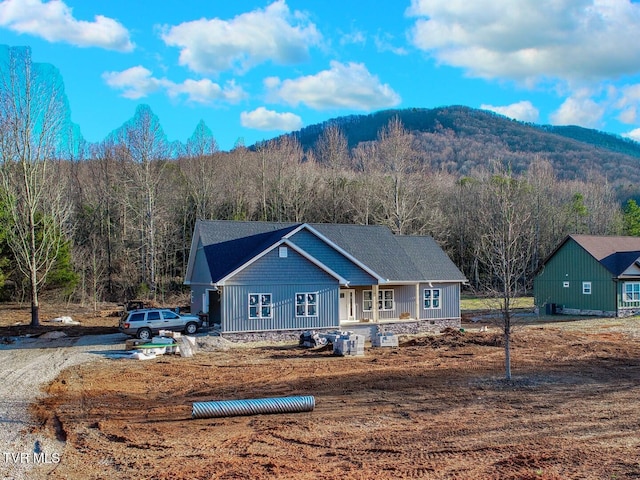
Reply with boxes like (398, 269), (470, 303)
(623, 199), (640, 236)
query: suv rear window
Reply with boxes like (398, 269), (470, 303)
(129, 312), (145, 322)
(147, 311), (161, 321)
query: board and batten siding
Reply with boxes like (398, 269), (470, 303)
(222, 284), (339, 333)
(419, 282), (461, 320)
(352, 283), (460, 321)
(289, 229), (377, 286)
(222, 246), (339, 332)
(534, 239), (616, 312)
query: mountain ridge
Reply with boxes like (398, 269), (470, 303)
(287, 105), (640, 157)
(272, 106), (640, 191)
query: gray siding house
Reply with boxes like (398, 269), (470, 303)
(185, 220), (467, 335)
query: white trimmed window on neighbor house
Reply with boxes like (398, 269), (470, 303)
(624, 282), (640, 302)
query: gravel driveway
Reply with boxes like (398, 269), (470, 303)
(0, 333), (126, 480)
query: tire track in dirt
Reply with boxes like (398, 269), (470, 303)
(0, 333), (126, 480)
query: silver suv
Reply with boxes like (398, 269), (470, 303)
(119, 308), (202, 340)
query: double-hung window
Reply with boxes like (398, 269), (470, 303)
(296, 293), (318, 317)
(424, 288), (441, 309)
(624, 283), (640, 302)
(363, 289), (394, 311)
(582, 282), (592, 295)
(249, 293), (272, 319)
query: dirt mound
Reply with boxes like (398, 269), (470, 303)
(401, 328), (502, 348)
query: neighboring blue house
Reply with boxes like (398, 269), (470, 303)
(184, 220), (467, 337)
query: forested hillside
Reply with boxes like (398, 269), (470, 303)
(1, 46), (638, 307)
(1, 107), (632, 306)
(288, 106), (640, 190)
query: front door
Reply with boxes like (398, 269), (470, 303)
(339, 289), (356, 322)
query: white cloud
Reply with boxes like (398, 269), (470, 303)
(165, 79), (247, 104)
(267, 61), (401, 110)
(160, 0), (322, 75)
(240, 107), (302, 131)
(340, 30), (366, 46)
(550, 93), (606, 127)
(481, 101), (539, 122)
(374, 33), (408, 55)
(0, 0), (133, 51)
(102, 66), (160, 99)
(406, 0), (640, 83)
(615, 83), (640, 124)
(622, 128), (640, 142)
(103, 66), (247, 104)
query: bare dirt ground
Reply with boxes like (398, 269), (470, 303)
(2, 304), (640, 479)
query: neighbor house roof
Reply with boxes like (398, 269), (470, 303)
(189, 220), (467, 285)
(563, 234), (640, 277)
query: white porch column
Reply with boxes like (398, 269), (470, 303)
(416, 283), (421, 321)
(373, 284), (379, 323)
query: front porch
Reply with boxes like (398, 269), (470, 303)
(339, 316), (460, 340)
(339, 282), (458, 325)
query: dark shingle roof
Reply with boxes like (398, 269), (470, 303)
(310, 223), (422, 281)
(196, 221), (298, 281)
(195, 220), (466, 283)
(395, 236), (468, 282)
(570, 234), (640, 277)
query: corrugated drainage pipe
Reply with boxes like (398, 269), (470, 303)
(192, 395), (315, 419)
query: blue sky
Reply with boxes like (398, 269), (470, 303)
(1, 0), (640, 151)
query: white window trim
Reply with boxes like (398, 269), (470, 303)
(248, 293), (272, 319)
(563, 281), (570, 288)
(582, 282), (592, 295)
(424, 288), (442, 310)
(295, 292), (318, 317)
(624, 282), (640, 302)
(363, 289), (395, 312)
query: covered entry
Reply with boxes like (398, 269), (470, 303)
(339, 289), (355, 322)
(206, 289), (221, 327)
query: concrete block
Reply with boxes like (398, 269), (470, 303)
(371, 333), (399, 348)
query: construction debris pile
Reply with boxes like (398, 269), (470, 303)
(299, 329), (398, 356)
(125, 330), (196, 360)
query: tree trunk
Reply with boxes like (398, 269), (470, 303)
(504, 328), (511, 380)
(31, 303), (39, 327)
(30, 272), (39, 326)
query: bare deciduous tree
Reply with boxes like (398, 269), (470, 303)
(0, 47), (71, 325)
(375, 117), (423, 234)
(476, 165), (535, 380)
(180, 120), (219, 220)
(118, 105), (169, 299)
(314, 125), (351, 223)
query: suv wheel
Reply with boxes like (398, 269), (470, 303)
(137, 328), (152, 340)
(185, 322), (198, 335)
